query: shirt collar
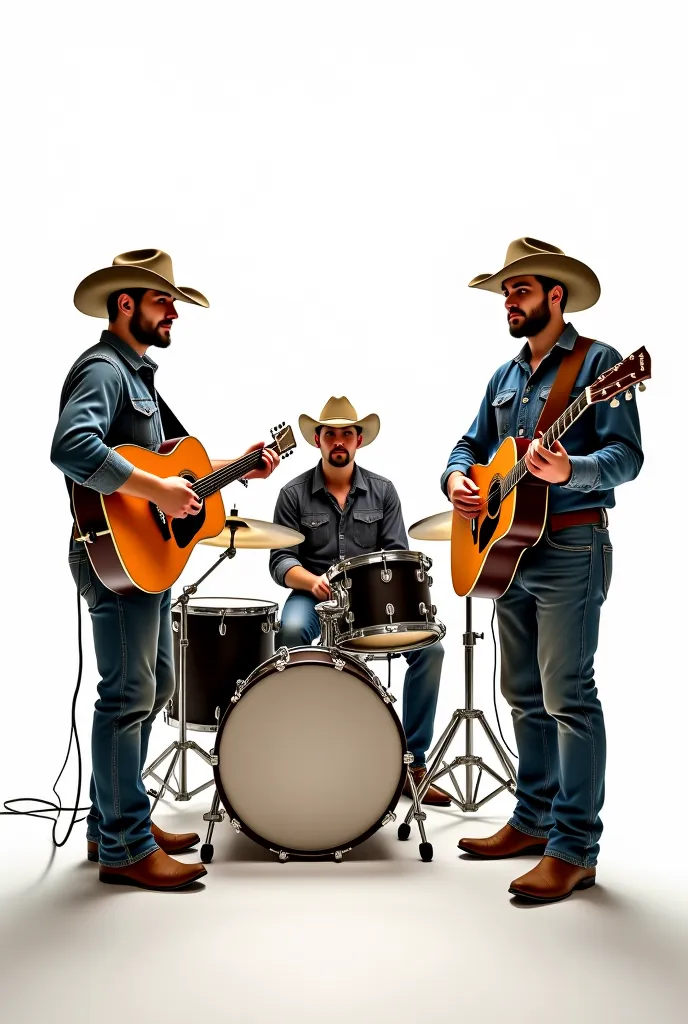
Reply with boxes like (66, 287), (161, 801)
(311, 461), (368, 495)
(100, 330), (159, 373)
(513, 321), (578, 368)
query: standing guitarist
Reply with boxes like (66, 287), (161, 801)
(443, 238), (643, 903)
(51, 249), (279, 892)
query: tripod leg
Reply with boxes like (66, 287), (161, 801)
(142, 741), (177, 780)
(149, 746), (181, 816)
(476, 712), (518, 784)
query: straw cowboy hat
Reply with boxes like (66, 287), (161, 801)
(468, 237), (600, 312)
(74, 248), (209, 318)
(299, 397), (380, 448)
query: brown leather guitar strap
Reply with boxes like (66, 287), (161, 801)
(534, 335), (594, 436)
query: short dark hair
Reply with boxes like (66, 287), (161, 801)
(106, 287), (148, 322)
(315, 424), (362, 437)
(534, 275), (568, 313)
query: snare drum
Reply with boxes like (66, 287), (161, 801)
(327, 550), (445, 653)
(167, 596), (279, 731)
(213, 646), (406, 858)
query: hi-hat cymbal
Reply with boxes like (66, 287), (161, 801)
(201, 515), (305, 550)
(408, 510), (453, 542)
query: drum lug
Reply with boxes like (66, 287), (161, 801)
(415, 567), (425, 583)
(344, 573), (352, 589)
(203, 806), (225, 824)
(230, 818), (242, 834)
(428, 575), (433, 587)
(275, 646), (290, 671)
(381, 554), (392, 583)
(272, 619), (282, 632)
(172, 620), (179, 632)
(261, 621), (271, 633)
(345, 611), (355, 624)
(431, 605), (437, 615)
(386, 603), (395, 621)
(332, 654), (346, 671)
(277, 850), (290, 863)
(381, 811), (397, 827)
(334, 850), (344, 863)
(231, 680), (246, 703)
(210, 754), (219, 767)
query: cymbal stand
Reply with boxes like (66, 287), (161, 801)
(143, 520), (241, 809)
(400, 596), (517, 831)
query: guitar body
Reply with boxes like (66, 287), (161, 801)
(451, 437), (549, 600)
(72, 436), (226, 596)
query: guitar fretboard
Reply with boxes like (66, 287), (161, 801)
(500, 389), (590, 500)
(194, 444), (277, 499)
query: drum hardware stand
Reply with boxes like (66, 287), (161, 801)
(143, 512), (243, 809)
(400, 596), (517, 833)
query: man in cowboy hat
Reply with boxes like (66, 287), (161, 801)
(269, 397), (449, 805)
(442, 238), (643, 902)
(51, 249), (279, 892)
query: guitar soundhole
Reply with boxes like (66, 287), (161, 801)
(170, 472), (206, 549)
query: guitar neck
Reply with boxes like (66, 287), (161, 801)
(194, 442), (278, 499)
(502, 389), (591, 498)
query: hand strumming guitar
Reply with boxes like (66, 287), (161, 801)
(447, 471), (482, 520)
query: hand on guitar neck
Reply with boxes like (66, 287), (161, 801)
(523, 431), (572, 485)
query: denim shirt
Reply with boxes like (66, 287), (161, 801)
(51, 330), (164, 496)
(269, 462), (409, 586)
(440, 323), (644, 515)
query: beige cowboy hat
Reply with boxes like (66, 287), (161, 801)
(74, 248), (210, 318)
(299, 396), (380, 448)
(468, 237), (600, 312)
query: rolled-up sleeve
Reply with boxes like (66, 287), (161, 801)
(50, 360), (135, 494)
(269, 486), (303, 587)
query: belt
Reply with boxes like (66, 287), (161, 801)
(548, 508), (608, 533)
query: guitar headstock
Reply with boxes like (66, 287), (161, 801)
(270, 422), (297, 460)
(588, 347), (651, 407)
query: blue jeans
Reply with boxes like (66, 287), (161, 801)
(496, 523), (613, 868)
(277, 590), (444, 765)
(69, 549), (175, 867)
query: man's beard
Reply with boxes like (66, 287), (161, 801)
(328, 449), (352, 467)
(130, 307), (172, 348)
(508, 298), (551, 339)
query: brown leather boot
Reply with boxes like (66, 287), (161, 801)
(509, 855), (596, 903)
(458, 823), (548, 859)
(87, 822), (200, 863)
(403, 766), (452, 807)
(99, 848), (207, 891)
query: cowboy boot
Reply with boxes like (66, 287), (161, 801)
(458, 823), (548, 859)
(99, 848), (207, 892)
(509, 855), (596, 903)
(87, 822), (200, 862)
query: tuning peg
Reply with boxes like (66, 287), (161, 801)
(625, 390), (633, 401)
(280, 421), (285, 428)
(610, 398), (620, 408)
(638, 382), (646, 392)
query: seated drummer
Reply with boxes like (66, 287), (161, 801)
(269, 396), (449, 806)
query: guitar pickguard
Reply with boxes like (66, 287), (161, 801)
(478, 474), (503, 553)
(171, 502), (207, 548)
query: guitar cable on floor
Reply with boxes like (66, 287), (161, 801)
(1, 561), (90, 840)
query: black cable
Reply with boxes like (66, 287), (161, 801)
(490, 600), (518, 760)
(2, 560), (90, 838)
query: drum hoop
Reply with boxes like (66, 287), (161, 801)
(327, 549), (431, 580)
(212, 645), (408, 858)
(172, 596), (278, 617)
(335, 621), (446, 651)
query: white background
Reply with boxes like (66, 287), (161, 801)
(0, 3), (685, 1022)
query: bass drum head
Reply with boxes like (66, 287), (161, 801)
(215, 650), (405, 854)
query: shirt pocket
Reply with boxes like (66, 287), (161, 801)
(492, 389), (517, 439)
(352, 508), (383, 548)
(128, 397), (160, 448)
(300, 512), (330, 551)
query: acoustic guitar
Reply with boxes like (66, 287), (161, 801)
(451, 347), (651, 599)
(72, 424), (296, 595)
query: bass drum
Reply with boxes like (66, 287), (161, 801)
(213, 647), (407, 858)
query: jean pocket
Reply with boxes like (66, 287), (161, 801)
(68, 552), (97, 609)
(545, 525), (594, 552)
(602, 544), (613, 599)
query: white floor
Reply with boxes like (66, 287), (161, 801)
(1, 741), (687, 1024)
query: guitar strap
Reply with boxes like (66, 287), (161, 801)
(534, 335), (594, 436)
(156, 391), (190, 440)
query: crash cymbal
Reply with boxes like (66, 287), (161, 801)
(201, 515), (305, 550)
(408, 510), (453, 542)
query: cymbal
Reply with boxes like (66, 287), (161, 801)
(201, 515), (305, 550)
(408, 510), (453, 542)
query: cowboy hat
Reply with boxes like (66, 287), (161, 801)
(299, 397), (380, 448)
(74, 249), (209, 318)
(468, 237), (600, 312)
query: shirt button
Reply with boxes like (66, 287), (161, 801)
(518, 428), (525, 436)
(522, 397), (529, 404)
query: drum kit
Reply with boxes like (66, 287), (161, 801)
(142, 503), (517, 866)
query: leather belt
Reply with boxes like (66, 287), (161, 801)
(548, 508), (608, 533)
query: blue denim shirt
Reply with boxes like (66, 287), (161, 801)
(51, 330), (164, 496)
(440, 323), (644, 515)
(269, 462), (408, 586)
